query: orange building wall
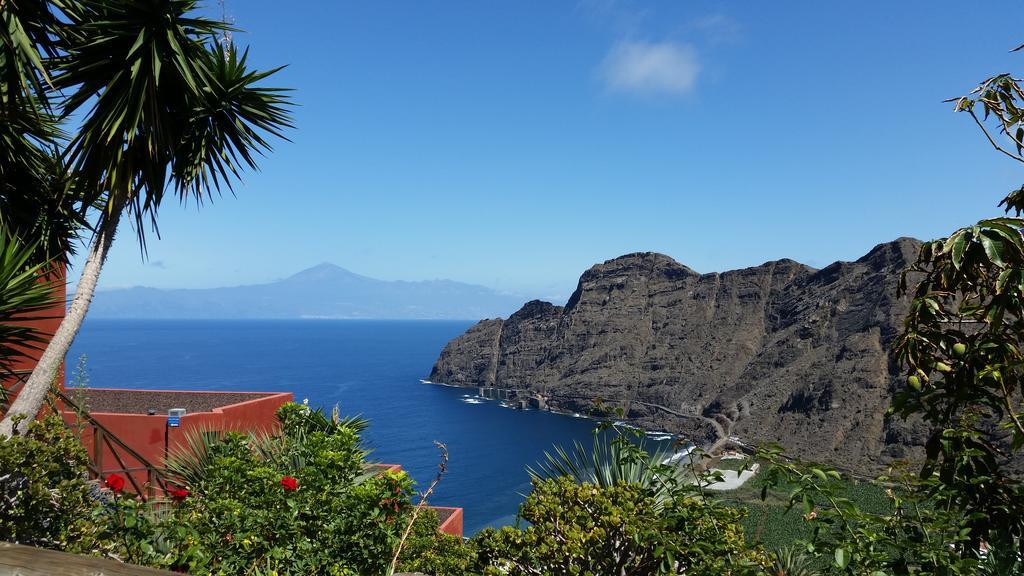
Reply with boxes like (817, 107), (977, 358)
(3, 267), (67, 397)
(64, 390), (293, 490)
(433, 506), (464, 538)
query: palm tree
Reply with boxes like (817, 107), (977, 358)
(0, 0), (292, 436)
(1, 0), (87, 410)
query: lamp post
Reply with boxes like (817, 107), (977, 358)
(165, 408), (185, 461)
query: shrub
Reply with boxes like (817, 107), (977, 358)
(70, 402), (473, 575)
(755, 449), (988, 575)
(0, 415), (94, 549)
(473, 476), (768, 576)
(396, 508), (478, 576)
(0, 401), (477, 575)
(126, 404), (413, 574)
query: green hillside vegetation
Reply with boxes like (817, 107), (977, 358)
(712, 460), (893, 552)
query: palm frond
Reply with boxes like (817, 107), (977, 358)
(770, 546), (819, 576)
(1, 153), (90, 267)
(0, 0), (67, 108)
(53, 0), (291, 251)
(279, 403), (369, 437)
(171, 41), (293, 202)
(162, 424), (226, 489)
(167, 406), (372, 491)
(528, 429), (692, 506)
(249, 427), (306, 472)
(0, 231), (59, 380)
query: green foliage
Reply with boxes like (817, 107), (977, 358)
(0, 415), (93, 548)
(528, 424), (692, 507)
(473, 476), (767, 576)
(277, 401), (369, 437)
(68, 402), (470, 575)
(53, 0), (293, 246)
(735, 499), (809, 553)
(894, 224), (1024, 548)
(395, 508), (478, 576)
(0, 232), (59, 381)
(161, 425), (227, 489)
(164, 403), (371, 491)
(129, 403), (407, 574)
(719, 463), (892, 553)
(0, 401), (475, 575)
(754, 448), (989, 575)
(0, 0), (88, 269)
(892, 44), (1024, 562)
(771, 545), (819, 576)
(473, 428), (769, 575)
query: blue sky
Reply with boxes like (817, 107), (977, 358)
(77, 1), (1024, 301)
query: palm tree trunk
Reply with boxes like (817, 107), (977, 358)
(0, 204), (123, 437)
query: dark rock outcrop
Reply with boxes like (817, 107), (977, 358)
(431, 238), (925, 474)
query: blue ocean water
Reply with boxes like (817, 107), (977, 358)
(67, 319), (623, 534)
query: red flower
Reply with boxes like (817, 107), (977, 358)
(105, 473), (126, 493)
(169, 487), (189, 501)
(280, 476), (298, 491)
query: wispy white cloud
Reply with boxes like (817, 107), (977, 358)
(575, 0), (650, 36)
(690, 13), (742, 45)
(601, 41), (700, 96)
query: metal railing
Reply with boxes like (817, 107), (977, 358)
(5, 371), (171, 498)
(55, 389), (171, 500)
(0, 369), (30, 412)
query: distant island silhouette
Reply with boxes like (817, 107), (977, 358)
(85, 263), (525, 320)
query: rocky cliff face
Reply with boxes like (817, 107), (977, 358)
(431, 238), (926, 473)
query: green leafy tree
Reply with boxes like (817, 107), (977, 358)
(756, 450), (984, 574)
(749, 44), (1024, 575)
(893, 51), (1024, 560)
(0, 0), (293, 436)
(394, 508), (478, 576)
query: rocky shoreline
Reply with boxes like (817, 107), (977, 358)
(427, 380), (722, 450)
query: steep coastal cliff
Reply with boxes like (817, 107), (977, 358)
(431, 238), (925, 473)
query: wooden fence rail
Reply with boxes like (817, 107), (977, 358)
(0, 542), (181, 575)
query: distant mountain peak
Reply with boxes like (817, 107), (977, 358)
(284, 262), (370, 283)
(88, 261), (527, 320)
